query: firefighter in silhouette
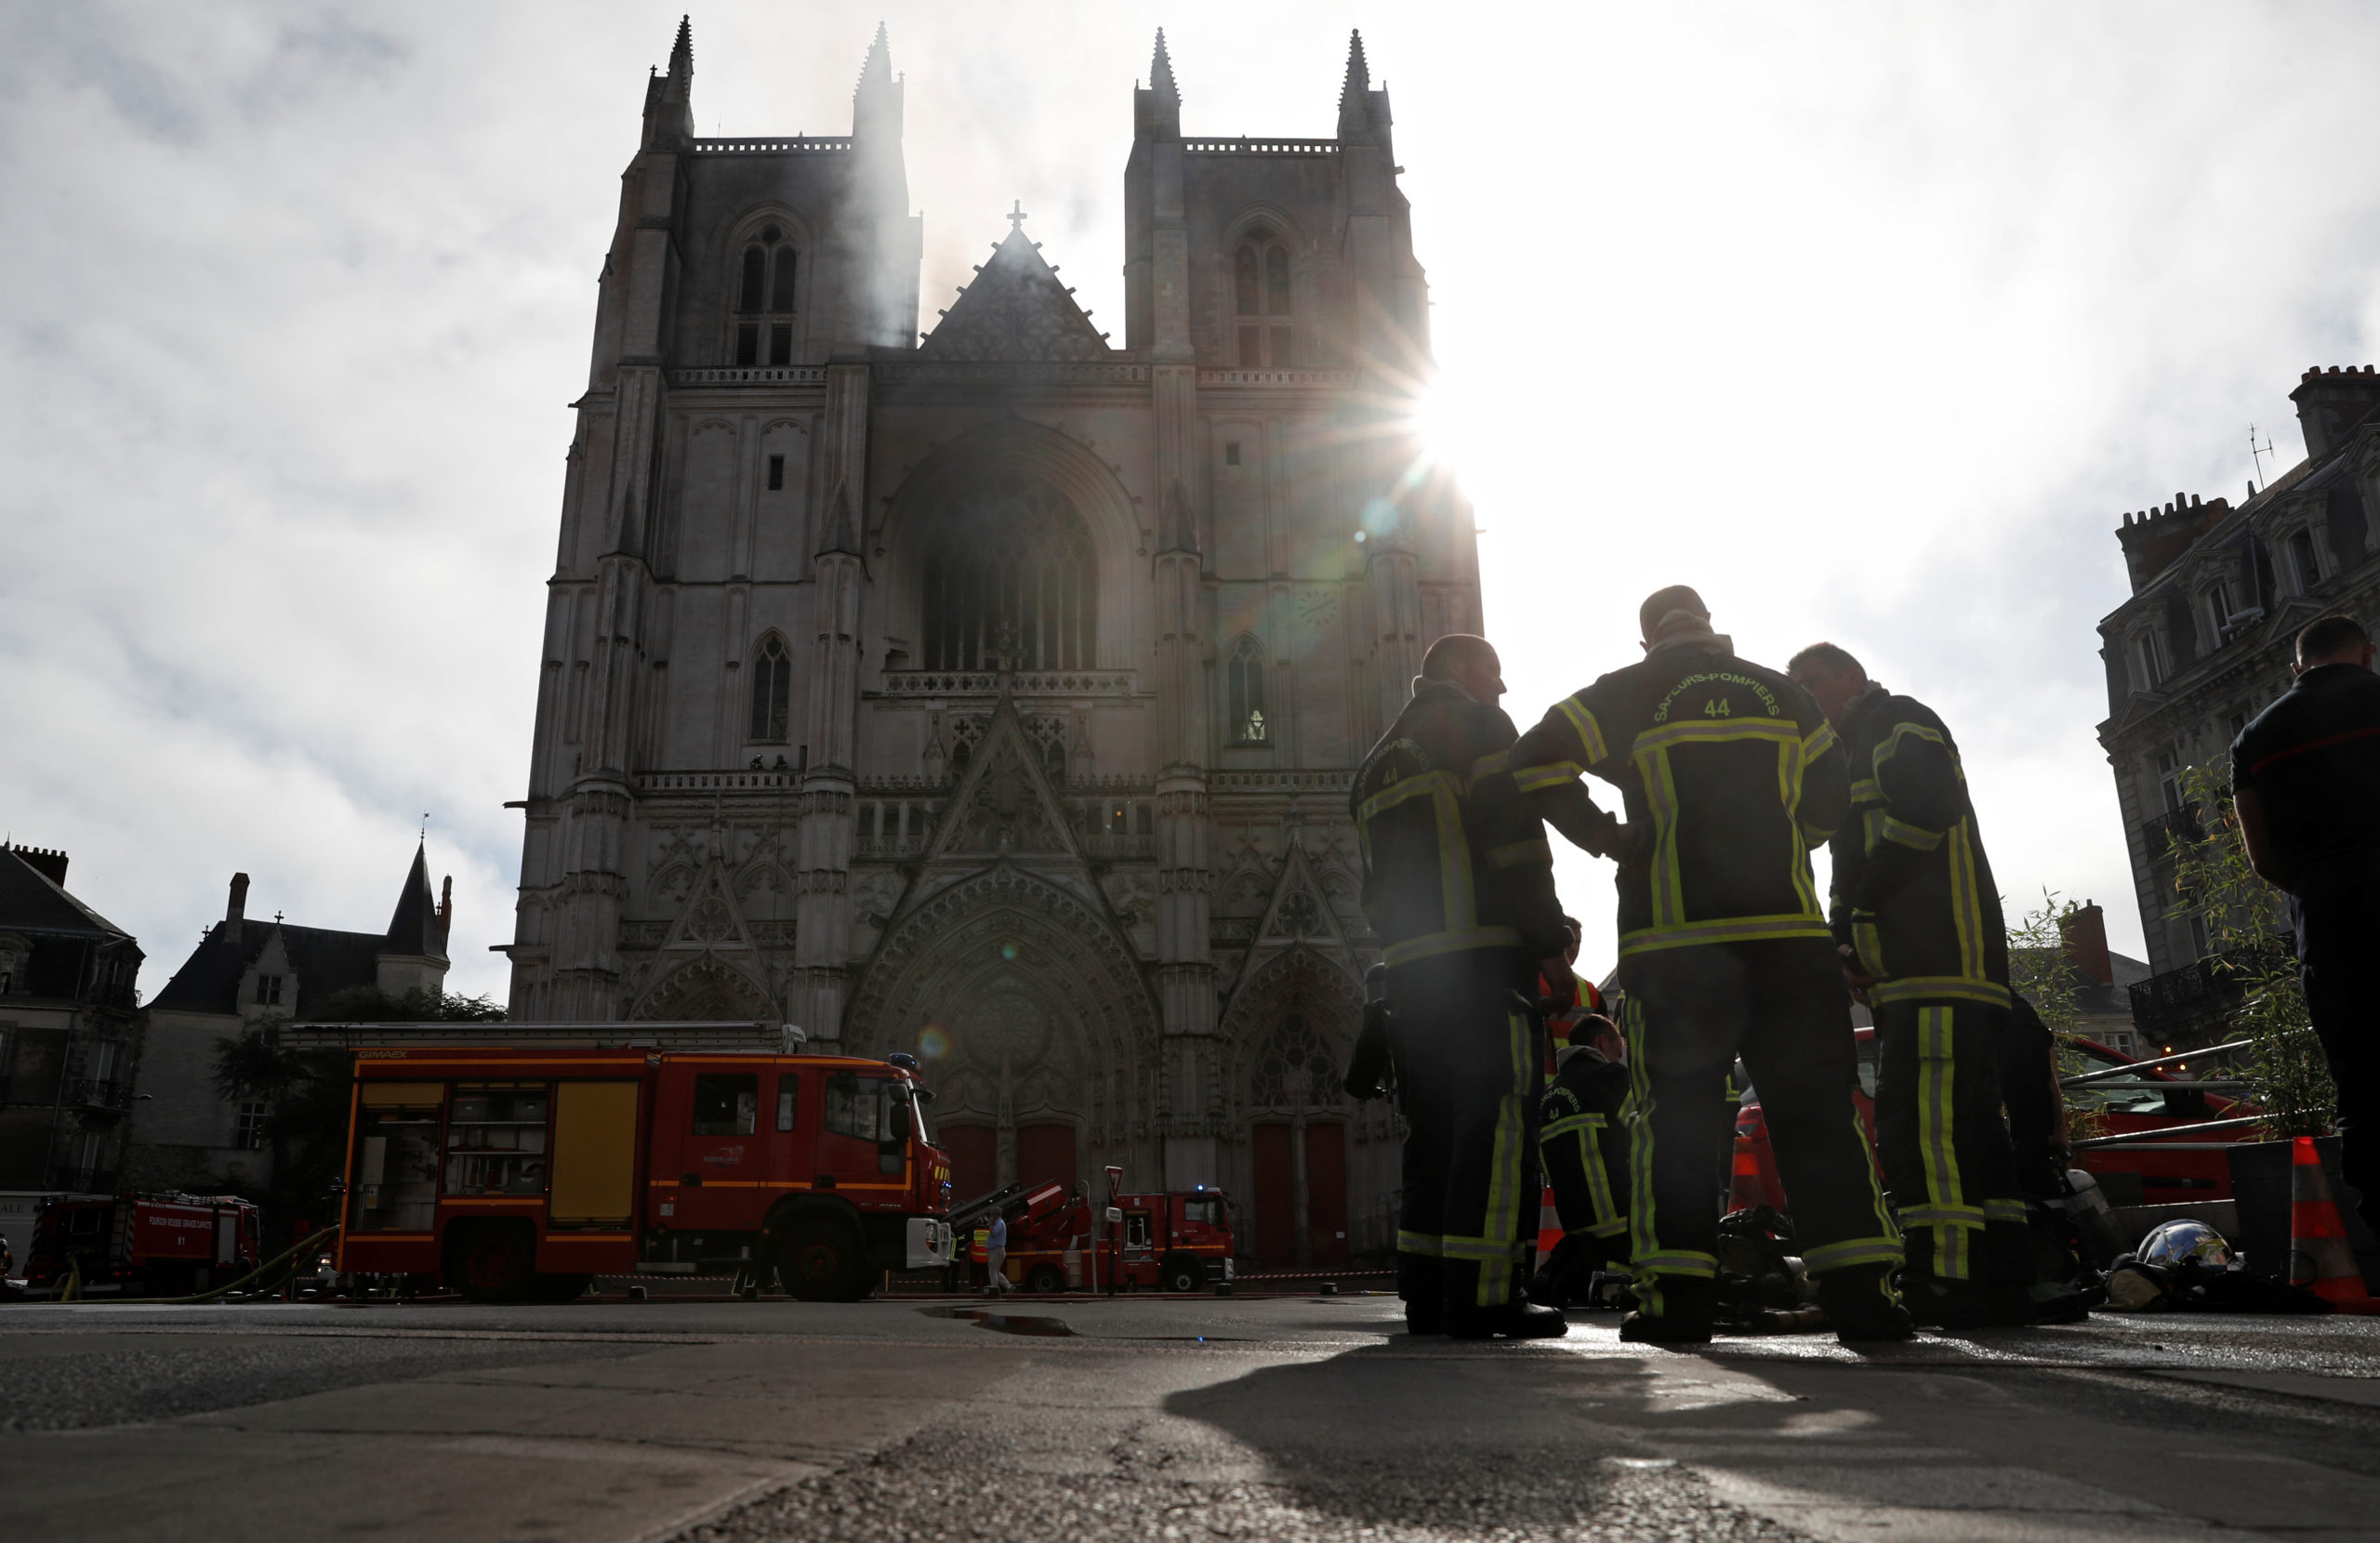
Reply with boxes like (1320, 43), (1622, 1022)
(1788, 642), (2082, 1326)
(1512, 588), (1909, 1345)
(1352, 634), (1573, 1340)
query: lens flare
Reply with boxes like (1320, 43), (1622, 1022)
(999, 942), (1019, 961)
(917, 1022), (951, 1062)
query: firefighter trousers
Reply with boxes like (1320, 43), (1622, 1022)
(1872, 999), (2031, 1285)
(1620, 939), (1902, 1315)
(1388, 950), (1543, 1313)
(1540, 1063), (1629, 1263)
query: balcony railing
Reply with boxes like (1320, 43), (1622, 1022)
(2127, 941), (2294, 1039)
(62, 1078), (131, 1112)
(2139, 807), (2205, 855)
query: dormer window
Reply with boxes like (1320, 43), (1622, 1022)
(1234, 229), (1291, 368)
(2288, 528), (2322, 593)
(2133, 629), (2165, 690)
(254, 973), (284, 1007)
(734, 225), (798, 367)
(2204, 581), (2234, 643)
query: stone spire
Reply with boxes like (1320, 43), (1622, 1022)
(668, 14), (693, 81)
(1151, 29), (1179, 104)
(643, 14), (695, 150)
(1337, 31), (1371, 138)
(856, 20), (892, 98)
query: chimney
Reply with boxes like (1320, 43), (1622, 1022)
(7, 845), (70, 888)
(2114, 495), (2226, 594)
(2290, 364), (2380, 461)
(2062, 901), (2113, 987)
(227, 872), (250, 927)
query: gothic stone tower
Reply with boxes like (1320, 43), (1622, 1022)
(500, 24), (1483, 1264)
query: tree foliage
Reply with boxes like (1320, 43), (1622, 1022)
(210, 985), (507, 1235)
(2163, 760), (2329, 1138)
(2003, 889), (2101, 1141)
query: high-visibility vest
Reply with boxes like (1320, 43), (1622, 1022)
(970, 1227), (988, 1263)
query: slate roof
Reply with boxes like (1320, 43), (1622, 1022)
(919, 226), (1111, 362)
(0, 848), (130, 941)
(383, 843), (448, 956)
(149, 918), (387, 1016)
(151, 843), (447, 1016)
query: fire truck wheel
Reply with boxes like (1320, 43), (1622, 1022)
(781, 1216), (867, 1302)
(1025, 1263), (1064, 1294)
(1160, 1254), (1206, 1293)
(449, 1224), (535, 1303)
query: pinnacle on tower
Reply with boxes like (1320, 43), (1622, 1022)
(1151, 29), (1180, 103)
(668, 14), (693, 81)
(857, 20), (892, 93)
(1338, 31), (1369, 113)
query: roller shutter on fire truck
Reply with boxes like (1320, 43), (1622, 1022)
(549, 1081), (640, 1228)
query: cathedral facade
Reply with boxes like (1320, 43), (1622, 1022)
(498, 22), (1483, 1262)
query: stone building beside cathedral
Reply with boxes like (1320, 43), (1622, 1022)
(2096, 364), (2379, 1045)
(497, 22), (1480, 1263)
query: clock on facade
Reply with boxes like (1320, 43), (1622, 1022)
(1295, 587), (1341, 628)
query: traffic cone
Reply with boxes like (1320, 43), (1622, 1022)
(1726, 1134), (1764, 1215)
(1535, 1184), (1563, 1268)
(2288, 1136), (2380, 1313)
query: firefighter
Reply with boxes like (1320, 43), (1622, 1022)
(1786, 641), (2065, 1327)
(1532, 1006), (1632, 1308)
(2233, 613), (2380, 1231)
(1352, 633), (1573, 1340)
(1512, 587), (1909, 1345)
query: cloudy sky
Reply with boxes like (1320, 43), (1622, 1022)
(4, 2), (2376, 1001)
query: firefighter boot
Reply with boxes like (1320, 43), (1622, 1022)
(1902, 1277), (1990, 1330)
(1820, 1264), (1916, 1343)
(1447, 1298), (1570, 1339)
(1618, 1275), (1715, 1345)
(1405, 1299), (1445, 1336)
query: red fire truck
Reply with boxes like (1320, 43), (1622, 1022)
(337, 1044), (954, 1301)
(24, 1193), (260, 1296)
(955, 1177), (1236, 1293)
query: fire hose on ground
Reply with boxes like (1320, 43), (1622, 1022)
(46, 1225), (342, 1306)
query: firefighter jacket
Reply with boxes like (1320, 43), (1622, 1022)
(1828, 684), (2010, 1009)
(1352, 679), (1568, 969)
(1512, 644), (1850, 958)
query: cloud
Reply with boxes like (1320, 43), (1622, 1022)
(2, 2), (2374, 1001)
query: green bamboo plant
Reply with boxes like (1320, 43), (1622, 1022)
(2004, 889), (2102, 1141)
(2162, 761), (2330, 1139)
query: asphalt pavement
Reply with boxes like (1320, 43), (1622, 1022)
(7, 1291), (2380, 1542)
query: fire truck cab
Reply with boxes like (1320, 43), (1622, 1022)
(337, 1043), (953, 1302)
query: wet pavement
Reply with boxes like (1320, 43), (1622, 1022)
(7, 1292), (2380, 1541)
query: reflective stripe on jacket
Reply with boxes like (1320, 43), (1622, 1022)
(1512, 645), (1848, 957)
(1352, 679), (1567, 968)
(1829, 685), (2008, 1008)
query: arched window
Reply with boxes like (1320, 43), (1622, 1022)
(920, 476), (1097, 671)
(1234, 228), (1292, 368)
(1227, 635), (1267, 745)
(749, 634), (791, 742)
(733, 224), (799, 367)
(1250, 1014), (1337, 1109)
